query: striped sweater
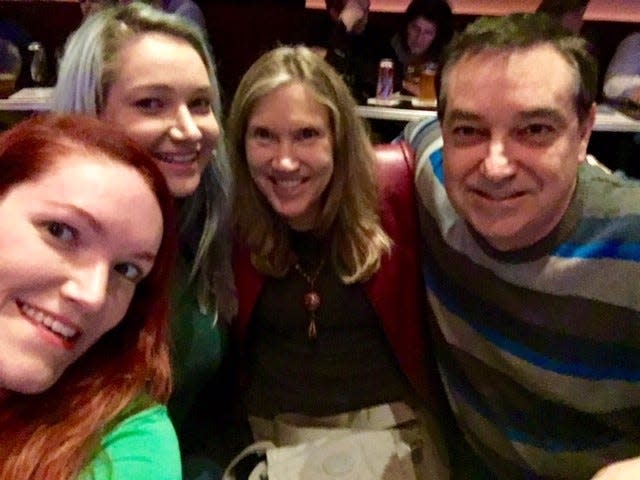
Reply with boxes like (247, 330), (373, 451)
(405, 118), (640, 479)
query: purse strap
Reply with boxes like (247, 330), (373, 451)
(222, 440), (275, 480)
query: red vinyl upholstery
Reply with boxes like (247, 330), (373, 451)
(373, 141), (416, 173)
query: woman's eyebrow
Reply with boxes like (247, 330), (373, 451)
(48, 202), (158, 262)
(51, 202), (104, 235)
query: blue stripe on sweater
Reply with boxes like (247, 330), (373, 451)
(555, 240), (640, 261)
(425, 269), (640, 381)
(443, 369), (624, 451)
(429, 148), (445, 184)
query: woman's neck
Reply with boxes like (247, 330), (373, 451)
(289, 229), (330, 265)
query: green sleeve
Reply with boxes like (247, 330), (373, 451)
(78, 405), (182, 480)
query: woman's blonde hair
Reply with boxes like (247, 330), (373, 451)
(53, 3), (235, 319)
(227, 45), (391, 283)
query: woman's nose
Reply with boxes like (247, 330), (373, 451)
(169, 105), (203, 142)
(60, 261), (110, 312)
(272, 141), (298, 171)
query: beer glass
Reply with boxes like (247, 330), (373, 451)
(0, 39), (22, 98)
(418, 63), (437, 102)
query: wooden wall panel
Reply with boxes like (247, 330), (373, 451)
(306, 0), (640, 22)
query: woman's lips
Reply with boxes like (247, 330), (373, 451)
(16, 299), (81, 349)
(155, 151), (199, 164)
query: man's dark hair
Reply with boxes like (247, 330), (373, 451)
(436, 13), (598, 124)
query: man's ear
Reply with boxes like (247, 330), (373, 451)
(577, 102), (596, 163)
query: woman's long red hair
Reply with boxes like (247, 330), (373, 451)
(0, 114), (178, 479)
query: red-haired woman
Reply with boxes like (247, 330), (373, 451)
(0, 113), (179, 479)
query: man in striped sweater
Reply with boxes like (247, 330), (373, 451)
(405, 12), (640, 480)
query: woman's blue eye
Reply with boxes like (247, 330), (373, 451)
(134, 98), (164, 111)
(114, 263), (142, 282)
(46, 221), (76, 243)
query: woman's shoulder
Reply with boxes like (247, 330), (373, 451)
(79, 404), (181, 480)
(102, 403), (178, 445)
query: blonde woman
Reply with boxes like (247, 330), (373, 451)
(226, 45), (449, 479)
(53, 5), (235, 475)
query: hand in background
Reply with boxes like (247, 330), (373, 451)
(327, 0), (370, 33)
(592, 457), (640, 480)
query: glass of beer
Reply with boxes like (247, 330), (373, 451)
(0, 39), (22, 98)
(418, 63), (437, 102)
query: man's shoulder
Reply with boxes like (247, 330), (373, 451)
(404, 118), (443, 175)
(580, 163), (640, 218)
(404, 118), (442, 148)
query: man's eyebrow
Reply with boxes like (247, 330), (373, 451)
(444, 109), (482, 125)
(444, 108), (569, 126)
(517, 108), (567, 124)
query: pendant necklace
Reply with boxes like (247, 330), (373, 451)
(294, 258), (326, 339)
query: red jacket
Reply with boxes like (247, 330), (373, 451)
(232, 143), (440, 404)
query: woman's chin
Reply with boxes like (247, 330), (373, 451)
(4, 367), (61, 395)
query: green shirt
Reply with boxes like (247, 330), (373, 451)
(168, 256), (227, 431)
(79, 405), (181, 480)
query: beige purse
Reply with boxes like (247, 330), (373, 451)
(223, 402), (449, 480)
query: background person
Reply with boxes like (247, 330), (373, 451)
(0, 113), (178, 479)
(312, 0), (389, 102)
(592, 30), (640, 180)
(52, 4), (235, 477)
(536, 0), (599, 59)
(536, 0), (589, 34)
(226, 45), (449, 480)
(603, 31), (640, 106)
(389, 0), (453, 96)
(405, 12), (640, 479)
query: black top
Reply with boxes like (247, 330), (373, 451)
(244, 230), (412, 418)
